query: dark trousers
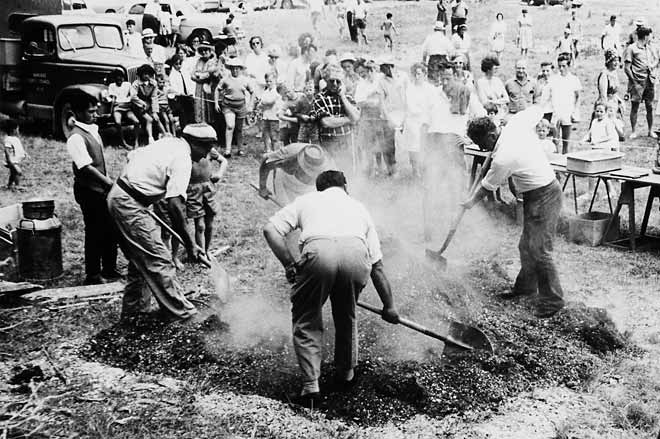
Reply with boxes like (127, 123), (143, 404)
(347, 11), (358, 42)
(514, 180), (565, 314)
(74, 184), (119, 279)
(174, 95), (195, 129)
(558, 123), (571, 154)
(379, 124), (396, 170)
(450, 16), (466, 33)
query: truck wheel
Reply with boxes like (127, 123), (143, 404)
(281, 0), (293, 9)
(57, 102), (76, 140)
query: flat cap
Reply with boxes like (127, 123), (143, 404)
(182, 123), (217, 143)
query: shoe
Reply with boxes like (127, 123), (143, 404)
(649, 131), (658, 139)
(101, 269), (122, 281)
(629, 132), (638, 140)
(223, 152), (231, 158)
(498, 289), (535, 300)
(534, 307), (562, 319)
(287, 392), (321, 409)
(330, 374), (359, 393)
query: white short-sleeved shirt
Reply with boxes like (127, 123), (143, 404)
(548, 73), (581, 125)
(122, 137), (192, 200)
(4, 136), (26, 166)
(422, 32), (452, 57)
(66, 122), (102, 169)
(589, 118), (619, 150)
(602, 23), (621, 51)
(108, 82), (132, 103)
(269, 187), (383, 264)
(481, 106), (556, 194)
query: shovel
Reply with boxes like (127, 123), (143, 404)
(357, 300), (494, 355)
(426, 147), (497, 267)
(147, 210), (230, 303)
(249, 183), (284, 208)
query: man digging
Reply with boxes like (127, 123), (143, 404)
(107, 123), (216, 323)
(462, 107), (565, 319)
(263, 170), (400, 407)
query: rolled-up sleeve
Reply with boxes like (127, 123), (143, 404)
(164, 155), (192, 200)
(66, 133), (93, 170)
(268, 201), (300, 236)
(365, 212), (383, 265)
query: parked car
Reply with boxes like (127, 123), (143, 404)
(526, 0), (582, 6)
(108, 0), (230, 43)
(269, 0), (308, 9)
(85, 0), (125, 13)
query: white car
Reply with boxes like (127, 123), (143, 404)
(85, 0), (125, 13)
(109, 0), (230, 42)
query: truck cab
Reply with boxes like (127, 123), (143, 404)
(0, 15), (145, 138)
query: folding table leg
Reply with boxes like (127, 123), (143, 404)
(640, 186), (660, 237)
(572, 175), (578, 214)
(588, 177), (601, 213)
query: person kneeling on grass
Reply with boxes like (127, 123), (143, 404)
(263, 170), (400, 408)
(462, 107), (565, 319)
(186, 147), (228, 256)
(131, 63), (159, 145)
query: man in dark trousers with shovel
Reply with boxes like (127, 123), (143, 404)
(461, 107), (565, 318)
(263, 170), (400, 407)
(107, 123), (214, 323)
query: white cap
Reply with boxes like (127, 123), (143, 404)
(182, 123), (217, 143)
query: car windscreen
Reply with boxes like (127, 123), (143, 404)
(59, 25), (94, 51)
(95, 25), (124, 49)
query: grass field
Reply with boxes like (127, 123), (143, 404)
(2, 0), (660, 438)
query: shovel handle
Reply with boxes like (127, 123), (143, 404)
(356, 301), (472, 350)
(146, 209), (211, 268)
(249, 183), (284, 208)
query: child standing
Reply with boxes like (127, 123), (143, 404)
(3, 120), (27, 190)
(583, 101), (619, 151)
(536, 118), (557, 157)
(381, 13), (398, 52)
(215, 58), (253, 158)
(336, 0), (347, 40)
(556, 27), (575, 63)
(258, 72), (283, 152)
(156, 73), (176, 136)
(186, 147), (228, 255)
(107, 69), (140, 148)
(277, 88), (301, 145)
(131, 63), (159, 145)
(292, 82), (318, 143)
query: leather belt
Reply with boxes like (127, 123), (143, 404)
(117, 178), (158, 207)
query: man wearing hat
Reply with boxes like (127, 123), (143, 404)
(626, 18), (647, 47)
(142, 29), (166, 70)
(601, 15), (621, 54)
(311, 64), (361, 173)
(421, 21), (451, 80)
(339, 52), (359, 96)
(263, 169), (400, 407)
(258, 143), (334, 204)
(107, 123), (217, 322)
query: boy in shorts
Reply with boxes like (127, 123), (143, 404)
(380, 13), (398, 52)
(186, 148), (228, 255)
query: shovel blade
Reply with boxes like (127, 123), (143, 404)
(443, 321), (494, 356)
(425, 249), (447, 269)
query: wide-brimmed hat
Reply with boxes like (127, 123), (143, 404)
(141, 28), (157, 39)
(197, 40), (214, 51)
(433, 21), (445, 31)
(634, 17), (646, 26)
(182, 123), (217, 144)
(296, 144), (333, 177)
(267, 44), (282, 58)
(225, 57), (244, 68)
(339, 51), (356, 63)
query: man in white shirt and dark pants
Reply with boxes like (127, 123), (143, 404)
(462, 107), (565, 318)
(263, 170), (400, 406)
(107, 124), (214, 322)
(66, 92), (119, 285)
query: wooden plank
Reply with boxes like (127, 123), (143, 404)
(0, 280), (42, 296)
(23, 281), (124, 302)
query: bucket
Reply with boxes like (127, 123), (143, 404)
(17, 217), (63, 281)
(568, 211), (619, 247)
(22, 199), (55, 220)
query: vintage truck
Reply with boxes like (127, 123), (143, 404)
(0, 1), (145, 138)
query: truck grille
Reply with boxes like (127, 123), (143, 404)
(126, 67), (138, 83)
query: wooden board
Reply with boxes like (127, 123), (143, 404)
(23, 281), (124, 302)
(0, 280), (42, 296)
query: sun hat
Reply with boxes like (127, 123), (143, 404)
(225, 57), (245, 68)
(141, 28), (157, 39)
(634, 17), (646, 26)
(339, 51), (356, 63)
(267, 44), (282, 58)
(296, 144), (334, 177)
(182, 123), (217, 143)
(433, 21), (445, 31)
(376, 55), (395, 66)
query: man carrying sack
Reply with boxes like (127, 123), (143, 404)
(107, 123), (216, 322)
(461, 107), (565, 319)
(263, 170), (399, 407)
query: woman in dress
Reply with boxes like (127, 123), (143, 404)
(354, 59), (385, 176)
(596, 49), (623, 118)
(490, 12), (506, 60)
(476, 55), (508, 120)
(517, 8), (533, 57)
(401, 62), (432, 178)
(191, 41), (217, 124)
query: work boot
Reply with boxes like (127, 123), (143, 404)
(652, 131), (660, 174)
